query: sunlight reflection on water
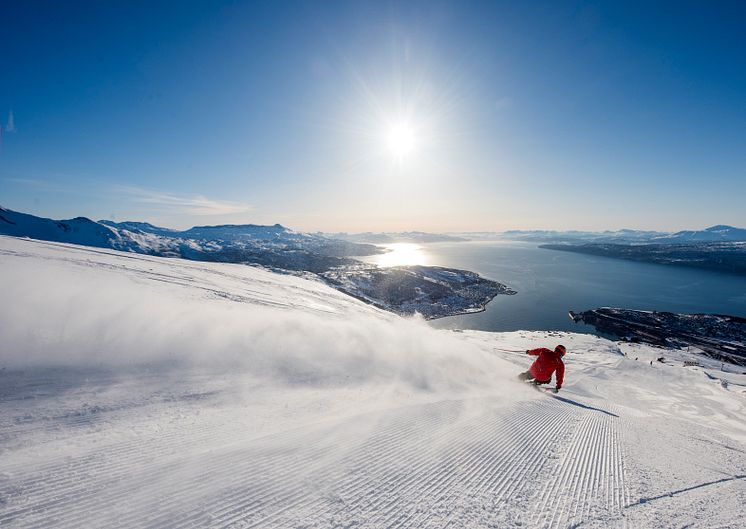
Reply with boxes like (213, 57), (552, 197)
(371, 243), (429, 267)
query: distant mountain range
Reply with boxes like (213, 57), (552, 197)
(0, 206), (382, 270)
(651, 225), (746, 243)
(328, 231), (468, 244)
(4, 207), (743, 251)
(541, 241), (746, 275)
(0, 207), (510, 318)
(498, 229), (664, 243)
(517, 225), (746, 276)
(500, 225), (746, 244)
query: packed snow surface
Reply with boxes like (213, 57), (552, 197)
(1, 236), (745, 528)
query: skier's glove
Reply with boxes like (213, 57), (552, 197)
(525, 350), (530, 354)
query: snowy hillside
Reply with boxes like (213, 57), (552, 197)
(0, 207), (122, 247)
(1, 236), (745, 528)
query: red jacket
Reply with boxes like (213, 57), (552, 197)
(528, 348), (565, 388)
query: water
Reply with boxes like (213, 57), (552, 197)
(362, 241), (746, 333)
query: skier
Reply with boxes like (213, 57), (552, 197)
(518, 345), (566, 393)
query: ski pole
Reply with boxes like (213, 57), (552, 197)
(493, 347), (527, 354)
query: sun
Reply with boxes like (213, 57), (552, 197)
(385, 121), (417, 158)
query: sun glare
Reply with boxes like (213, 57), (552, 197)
(385, 121), (417, 158)
(376, 243), (428, 267)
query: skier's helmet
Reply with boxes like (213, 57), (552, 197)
(555, 345), (567, 356)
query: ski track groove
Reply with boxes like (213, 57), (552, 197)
(420, 403), (578, 529)
(2, 400), (457, 528)
(529, 399), (627, 529)
(215, 399), (524, 528)
(291, 403), (495, 528)
(259, 398), (579, 529)
(576, 416), (600, 522)
(0, 414), (248, 527)
(198, 400), (476, 524)
(378, 414), (509, 527)
(120, 403), (452, 528)
(568, 414), (598, 524)
(364, 403), (542, 528)
(205, 407), (452, 529)
(615, 411), (631, 511)
(558, 415), (602, 528)
(208, 400), (466, 528)
(381, 415), (514, 529)
(2, 413), (336, 526)
(1, 391), (631, 529)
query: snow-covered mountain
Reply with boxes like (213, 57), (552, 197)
(101, 218), (382, 257)
(1, 236), (745, 528)
(0, 206), (388, 272)
(97, 220), (180, 237)
(497, 225), (746, 244)
(500, 228), (666, 243)
(0, 206), (123, 247)
(0, 207), (511, 318)
(0, 206), (382, 259)
(504, 224), (746, 275)
(652, 224), (746, 243)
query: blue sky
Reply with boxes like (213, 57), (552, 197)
(1, 0), (745, 231)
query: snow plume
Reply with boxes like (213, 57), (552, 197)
(0, 237), (513, 394)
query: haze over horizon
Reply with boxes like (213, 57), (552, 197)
(2, 1), (745, 232)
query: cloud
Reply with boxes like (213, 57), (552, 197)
(119, 186), (252, 216)
(2, 177), (44, 185)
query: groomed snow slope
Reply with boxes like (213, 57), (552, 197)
(1, 236), (745, 528)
